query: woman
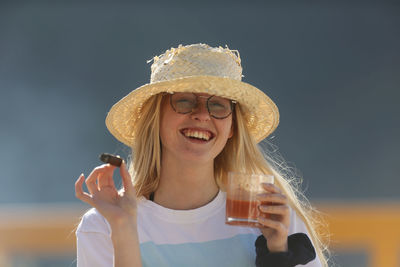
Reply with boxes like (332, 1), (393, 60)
(75, 44), (328, 266)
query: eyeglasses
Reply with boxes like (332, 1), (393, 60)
(169, 93), (236, 119)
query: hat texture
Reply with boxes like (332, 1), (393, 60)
(106, 43), (279, 146)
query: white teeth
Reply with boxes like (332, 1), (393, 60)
(183, 130), (211, 141)
(199, 132), (205, 140)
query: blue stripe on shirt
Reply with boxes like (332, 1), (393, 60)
(140, 233), (257, 267)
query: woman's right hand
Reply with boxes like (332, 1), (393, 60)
(75, 162), (138, 227)
(76, 162), (143, 266)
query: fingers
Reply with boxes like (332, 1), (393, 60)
(76, 162), (134, 211)
(75, 174), (94, 205)
(257, 183), (290, 229)
(85, 164), (115, 193)
(120, 161), (134, 193)
(259, 204), (290, 216)
(257, 203), (290, 242)
(257, 183), (287, 204)
(257, 183), (291, 252)
(257, 193), (287, 205)
(261, 183), (282, 193)
(106, 173), (116, 189)
(97, 164), (116, 188)
(257, 216), (289, 233)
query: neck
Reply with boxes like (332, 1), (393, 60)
(153, 155), (219, 210)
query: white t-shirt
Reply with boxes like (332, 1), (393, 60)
(76, 191), (321, 267)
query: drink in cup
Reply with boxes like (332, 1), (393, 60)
(225, 172), (274, 227)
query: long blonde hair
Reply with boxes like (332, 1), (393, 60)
(129, 93), (329, 266)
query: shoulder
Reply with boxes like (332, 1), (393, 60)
(76, 208), (111, 235)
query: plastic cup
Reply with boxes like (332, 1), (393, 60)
(225, 172), (274, 227)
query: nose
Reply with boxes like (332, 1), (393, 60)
(190, 100), (211, 121)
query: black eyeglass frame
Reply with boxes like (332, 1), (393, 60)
(168, 92), (236, 119)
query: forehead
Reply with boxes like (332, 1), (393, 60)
(174, 92), (211, 97)
(194, 93), (212, 97)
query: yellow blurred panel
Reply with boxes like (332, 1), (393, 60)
(318, 203), (400, 267)
(0, 203), (85, 256)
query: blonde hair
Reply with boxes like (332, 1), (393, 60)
(129, 93), (329, 266)
(128, 93), (163, 197)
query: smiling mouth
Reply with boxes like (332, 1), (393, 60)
(180, 128), (214, 141)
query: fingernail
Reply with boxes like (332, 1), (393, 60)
(256, 193), (265, 199)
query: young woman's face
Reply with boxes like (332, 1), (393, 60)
(160, 93), (233, 164)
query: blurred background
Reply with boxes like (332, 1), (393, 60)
(0, 0), (399, 266)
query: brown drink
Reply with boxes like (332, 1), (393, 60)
(226, 198), (260, 227)
(225, 172), (274, 227)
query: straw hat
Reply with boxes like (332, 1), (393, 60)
(106, 43), (279, 146)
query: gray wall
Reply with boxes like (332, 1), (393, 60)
(1, 1), (399, 204)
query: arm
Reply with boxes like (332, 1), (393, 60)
(256, 183), (320, 266)
(75, 162), (142, 267)
(110, 217), (142, 267)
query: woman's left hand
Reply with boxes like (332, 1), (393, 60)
(257, 183), (291, 252)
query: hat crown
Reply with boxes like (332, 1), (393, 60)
(150, 44), (243, 83)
